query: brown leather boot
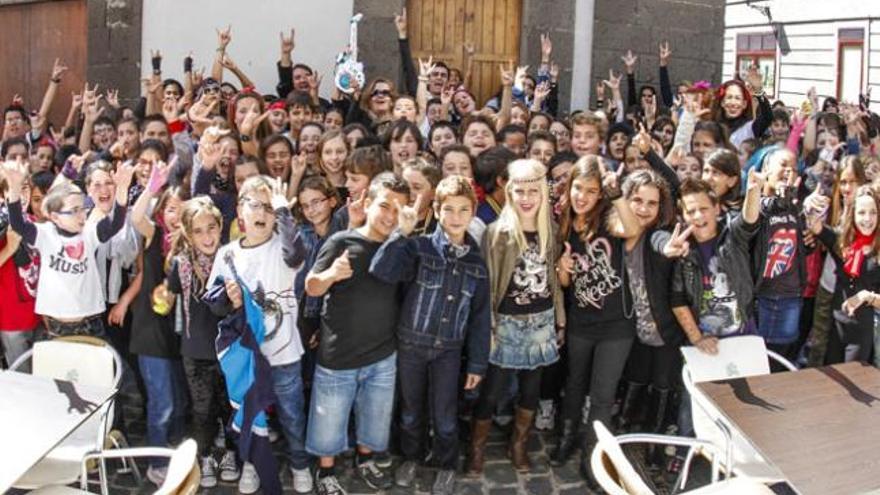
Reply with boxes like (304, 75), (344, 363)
(466, 418), (492, 475)
(509, 407), (535, 472)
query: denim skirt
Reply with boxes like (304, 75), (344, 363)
(490, 308), (558, 370)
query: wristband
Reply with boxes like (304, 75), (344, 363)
(50, 77), (61, 84)
(151, 56), (161, 72)
(184, 56), (193, 73)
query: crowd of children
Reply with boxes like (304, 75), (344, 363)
(3, 11), (880, 495)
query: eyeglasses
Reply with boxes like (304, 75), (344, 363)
(56, 206), (88, 216)
(371, 89), (392, 98)
(241, 197), (275, 214)
(301, 197), (328, 212)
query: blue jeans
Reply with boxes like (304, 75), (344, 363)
(756, 296), (802, 345)
(138, 355), (187, 467)
(271, 361), (311, 469)
(398, 344), (461, 469)
(306, 352), (396, 457)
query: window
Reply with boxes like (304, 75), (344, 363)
(837, 28), (864, 102)
(736, 32), (777, 97)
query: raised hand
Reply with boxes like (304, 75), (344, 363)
(540, 33), (553, 62)
(113, 160), (137, 192)
(633, 123), (653, 154)
(271, 176), (289, 210)
(662, 223), (694, 258)
(2, 157), (29, 192)
(147, 159), (172, 194)
(666, 144), (687, 167)
(161, 96), (179, 123)
(603, 69), (621, 92)
(347, 189), (367, 228)
(558, 241), (575, 274)
(329, 249), (354, 282)
(217, 25), (232, 50)
(598, 158), (624, 197)
(744, 64), (763, 94)
(187, 93), (219, 126)
(499, 61), (515, 87)
(220, 54), (238, 71)
(105, 89), (120, 108)
(621, 49), (638, 74)
(418, 56), (436, 78)
(51, 58), (68, 81)
(394, 7), (408, 39)
(11, 94), (23, 107)
(514, 65), (529, 90)
(659, 41), (672, 67)
(238, 108), (270, 138)
(533, 81), (551, 103)
(71, 92), (83, 109)
(198, 126), (230, 170)
(747, 167), (766, 193)
(395, 194), (423, 236)
(280, 28), (295, 55)
(308, 70), (322, 93)
(464, 41), (476, 57)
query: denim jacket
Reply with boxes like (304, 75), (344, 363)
(370, 228), (491, 376)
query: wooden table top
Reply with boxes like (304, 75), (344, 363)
(696, 362), (880, 495)
(0, 371), (115, 492)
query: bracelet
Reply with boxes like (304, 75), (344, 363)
(50, 77), (61, 84)
(239, 134), (252, 143)
(418, 76), (429, 83)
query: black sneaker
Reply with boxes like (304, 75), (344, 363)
(357, 459), (393, 490)
(431, 469), (456, 495)
(315, 473), (347, 495)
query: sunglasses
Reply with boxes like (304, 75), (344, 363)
(371, 89), (392, 98)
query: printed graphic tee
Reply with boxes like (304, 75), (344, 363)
(696, 237), (745, 337)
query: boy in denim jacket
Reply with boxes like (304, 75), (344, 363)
(370, 176), (491, 495)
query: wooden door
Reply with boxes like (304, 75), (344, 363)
(0, 0), (87, 132)
(407, 0), (521, 107)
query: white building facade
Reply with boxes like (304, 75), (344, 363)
(724, 0), (880, 107)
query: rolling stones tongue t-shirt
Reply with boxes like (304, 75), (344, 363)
(498, 232), (553, 315)
(565, 229), (635, 338)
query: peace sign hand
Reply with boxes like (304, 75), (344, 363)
(662, 223), (694, 258)
(621, 50), (638, 74)
(395, 194), (423, 236)
(598, 158), (624, 198)
(418, 56), (436, 78)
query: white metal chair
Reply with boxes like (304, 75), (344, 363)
(590, 421), (775, 495)
(9, 335), (137, 493)
(28, 438), (200, 495)
(680, 335), (796, 487)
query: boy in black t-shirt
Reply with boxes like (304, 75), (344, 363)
(304, 173), (409, 495)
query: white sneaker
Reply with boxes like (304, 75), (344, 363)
(146, 465), (167, 487)
(535, 399), (555, 431)
(291, 466), (314, 494)
(219, 449), (241, 482)
(239, 462), (260, 494)
(200, 456), (218, 488)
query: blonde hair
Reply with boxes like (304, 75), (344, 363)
(237, 175), (273, 201)
(494, 159), (553, 259)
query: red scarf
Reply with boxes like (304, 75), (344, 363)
(844, 231), (875, 278)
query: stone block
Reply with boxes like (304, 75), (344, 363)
(524, 475), (554, 494)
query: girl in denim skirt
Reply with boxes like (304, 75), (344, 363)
(467, 159), (565, 475)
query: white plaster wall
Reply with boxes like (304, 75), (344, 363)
(141, 0), (354, 98)
(723, 0), (880, 106)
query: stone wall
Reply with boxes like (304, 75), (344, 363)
(87, 0), (142, 107)
(591, 0), (724, 107)
(520, 0), (578, 113)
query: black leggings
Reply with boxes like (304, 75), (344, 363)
(624, 340), (680, 390)
(561, 335), (633, 441)
(474, 365), (543, 419)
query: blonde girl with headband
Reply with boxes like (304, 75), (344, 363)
(165, 197), (240, 486)
(467, 159), (564, 475)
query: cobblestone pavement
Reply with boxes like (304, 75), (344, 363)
(103, 421), (608, 495)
